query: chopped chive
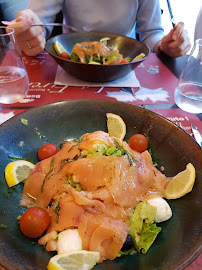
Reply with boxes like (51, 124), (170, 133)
(53, 200), (60, 223)
(46, 158), (75, 180)
(4, 187), (19, 198)
(141, 104), (153, 118)
(41, 157), (55, 192)
(68, 138), (84, 152)
(8, 156), (33, 163)
(114, 139), (138, 165)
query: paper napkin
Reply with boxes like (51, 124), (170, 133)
(54, 66), (140, 87)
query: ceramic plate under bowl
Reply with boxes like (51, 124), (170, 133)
(45, 32), (150, 82)
(0, 99), (201, 270)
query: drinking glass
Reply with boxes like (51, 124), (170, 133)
(0, 26), (29, 104)
(174, 39), (202, 114)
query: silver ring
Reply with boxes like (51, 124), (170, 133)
(27, 40), (32, 49)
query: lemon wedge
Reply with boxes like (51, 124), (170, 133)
(5, 160), (35, 187)
(88, 61), (101, 65)
(47, 250), (100, 270)
(164, 163), (196, 199)
(106, 113), (126, 140)
(54, 40), (67, 56)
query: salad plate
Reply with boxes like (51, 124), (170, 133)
(45, 31), (150, 82)
(0, 99), (201, 270)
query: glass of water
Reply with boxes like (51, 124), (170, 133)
(174, 39), (202, 114)
(0, 26), (29, 104)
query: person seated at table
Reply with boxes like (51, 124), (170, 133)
(7, 0), (191, 58)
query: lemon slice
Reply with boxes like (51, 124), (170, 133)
(88, 61), (101, 65)
(164, 163), (196, 199)
(5, 160), (35, 187)
(47, 250), (100, 270)
(106, 113), (126, 140)
(54, 41), (67, 56)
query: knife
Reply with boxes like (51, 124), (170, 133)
(166, 0), (176, 28)
(191, 124), (202, 147)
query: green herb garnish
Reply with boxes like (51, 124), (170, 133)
(68, 138), (84, 152)
(41, 157), (55, 192)
(114, 139), (138, 165)
(73, 138), (84, 143)
(117, 248), (136, 257)
(21, 118), (28, 126)
(5, 187), (19, 198)
(60, 158), (74, 168)
(8, 156), (33, 163)
(0, 224), (7, 229)
(16, 215), (22, 224)
(53, 200), (60, 223)
(70, 52), (80, 62)
(141, 104), (153, 118)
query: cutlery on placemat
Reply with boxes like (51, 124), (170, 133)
(191, 124), (202, 147)
(166, 0), (176, 28)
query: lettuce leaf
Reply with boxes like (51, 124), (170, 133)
(130, 201), (161, 254)
(70, 52), (80, 62)
(136, 223), (161, 254)
(117, 248), (136, 257)
(106, 53), (122, 63)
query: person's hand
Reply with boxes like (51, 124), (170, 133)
(7, 9), (46, 56)
(160, 22), (191, 57)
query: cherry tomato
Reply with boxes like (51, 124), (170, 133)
(59, 52), (70, 60)
(20, 207), (50, 238)
(38, 143), (60, 160)
(128, 134), (148, 153)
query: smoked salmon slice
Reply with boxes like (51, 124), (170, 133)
(78, 212), (128, 261)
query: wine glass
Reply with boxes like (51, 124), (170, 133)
(174, 39), (202, 114)
(0, 26), (29, 104)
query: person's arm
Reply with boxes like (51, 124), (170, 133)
(135, 0), (164, 52)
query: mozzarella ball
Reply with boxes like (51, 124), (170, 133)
(58, 229), (82, 254)
(147, 197), (172, 223)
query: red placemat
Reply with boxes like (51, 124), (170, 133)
(0, 52), (179, 108)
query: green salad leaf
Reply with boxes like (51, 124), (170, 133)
(117, 248), (136, 257)
(87, 143), (108, 157)
(70, 52), (80, 62)
(137, 223), (161, 254)
(130, 201), (161, 254)
(106, 53), (122, 63)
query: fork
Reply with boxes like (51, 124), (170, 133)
(1, 20), (102, 32)
(166, 0), (176, 28)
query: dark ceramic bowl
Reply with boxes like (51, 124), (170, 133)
(0, 99), (201, 270)
(45, 31), (150, 82)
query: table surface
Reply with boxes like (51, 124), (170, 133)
(0, 50), (201, 270)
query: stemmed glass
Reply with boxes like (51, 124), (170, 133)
(0, 26), (29, 104)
